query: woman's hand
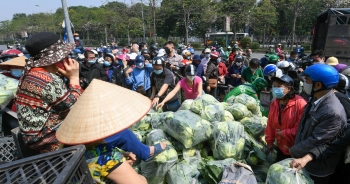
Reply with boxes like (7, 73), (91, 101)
(57, 58), (80, 85)
(156, 102), (165, 110)
(206, 85), (211, 92)
(289, 154), (313, 172)
(124, 152), (136, 165)
(152, 97), (159, 107)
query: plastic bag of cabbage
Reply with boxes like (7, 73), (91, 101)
(266, 158), (314, 184)
(226, 103), (252, 120)
(198, 157), (236, 184)
(190, 94), (219, 114)
(240, 115), (267, 139)
(0, 74), (19, 108)
(140, 129), (178, 184)
(190, 94), (224, 122)
(164, 110), (212, 148)
(150, 111), (174, 130)
(166, 156), (201, 184)
(212, 121), (245, 160)
(178, 99), (193, 110)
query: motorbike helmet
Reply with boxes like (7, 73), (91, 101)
(103, 48), (112, 54)
(335, 73), (349, 93)
(188, 48), (195, 54)
(268, 55), (279, 64)
(141, 49), (150, 55)
(150, 44), (157, 51)
(135, 55), (145, 69)
(277, 60), (293, 74)
(177, 47), (185, 55)
(185, 64), (196, 76)
(210, 51), (220, 60)
(104, 53), (115, 62)
(0, 49), (23, 61)
(182, 50), (191, 59)
(157, 49), (166, 57)
(272, 75), (294, 87)
(301, 64), (339, 89)
(252, 78), (268, 92)
(152, 56), (165, 66)
(263, 64), (283, 80)
(74, 48), (82, 54)
(19, 47), (30, 59)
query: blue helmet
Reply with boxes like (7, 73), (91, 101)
(104, 48), (112, 54)
(302, 64), (339, 89)
(73, 48), (82, 54)
(296, 47), (304, 53)
(263, 64), (278, 76)
(135, 55), (145, 68)
(188, 48), (195, 54)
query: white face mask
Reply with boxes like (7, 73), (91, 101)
(74, 37), (79, 40)
(187, 76), (195, 81)
(303, 82), (313, 95)
(236, 62), (242, 66)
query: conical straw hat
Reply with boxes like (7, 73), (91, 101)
(56, 79), (152, 145)
(0, 56), (27, 70)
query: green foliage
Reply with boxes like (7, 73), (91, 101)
(249, 42), (260, 49)
(191, 42), (202, 49)
(157, 38), (166, 46)
(301, 43), (311, 51)
(118, 38), (128, 47)
(240, 37), (251, 49)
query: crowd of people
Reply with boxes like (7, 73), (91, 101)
(1, 32), (350, 184)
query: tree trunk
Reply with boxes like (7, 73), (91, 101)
(291, 0), (300, 49)
(104, 26), (108, 45)
(151, 0), (157, 42)
(185, 11), (190, 45)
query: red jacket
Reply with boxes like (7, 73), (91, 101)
(218, 62), (228, 76)
(265, 95), (307, 155)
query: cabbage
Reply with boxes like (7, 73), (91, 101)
(164, 110), (212, 148)
(222, 110), (234, 121)
(132, 131), (143, 141)
(150, 111), (174, 130)
(131, 114), (152, 131)
(246, 151), (260, 165)
(221, 102), (229, 110)
(178, 99), (193, 110)
(240, 115), (267, 139)
(0, 74), (19, 108)
(266, 158), (314, 184)
(190, 94), (219, 114)
(140, 129), (178, 184)
(212, 121), (245, 159)
(200, 103), (225, 122)
(166, 161), (200, 184)
(226, 103), (252, 120)
(234, 94), (258, 111)
(226, 96), (236, 105)
(198, 158), (236, 184)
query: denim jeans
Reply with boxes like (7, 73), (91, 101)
(163, 99), (180, 112)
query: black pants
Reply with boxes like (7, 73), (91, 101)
(329, 152), (350, 184)
(276, 147), (291, 163)
(309, 174), (332, 184)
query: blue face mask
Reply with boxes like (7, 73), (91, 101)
(154, 69), (163, 75)
(272, 87), (286, 99)
(217, 58), (221, 63)
(103, 61), (111, 67)
(205, 54), (210, 58)
(118, 61), (123, 66)
(87, 59), (96, 65)
(10, 69), (23, 78)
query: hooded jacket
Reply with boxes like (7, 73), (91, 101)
(265, 95), (307, 155)
(125, 63), (153, 91)
(112, 66), (132, 89)
(79, 62), (108, 87)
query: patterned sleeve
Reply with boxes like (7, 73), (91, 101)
(41, 75), (83, 113)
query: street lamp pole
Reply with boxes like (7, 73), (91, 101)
(61, 0), (74, 43)
(141, 0), (146, 42)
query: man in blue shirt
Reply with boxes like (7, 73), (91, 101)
(125, 55), (153, 97)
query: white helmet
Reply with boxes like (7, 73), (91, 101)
(157, 49), (166, 57)
(277, 60), (290, 68)
(91, 49), (98, 55)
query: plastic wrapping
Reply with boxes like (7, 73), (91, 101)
(190, 94), (219, 114)
(240, 115), (267, 139)
(164, 110), (212, 148)
(166, 154), (201, 184)
(234, 94), (258, 111)
(150, 111), (174, 130)
(266, 158), (314, 184)
(198, 158), (236, 184)
(226, 96), (236, 105)
(132, 130), (143, 141)
(140, 129), (178, 184)
(246, 151), (260, 165)
(0, 74), (19, 109)
(219, 162), (257, 184)
(222, 110), (234, 121)
(243, 131), (267, 161)
(226, 103), (252, 120)
(131, 112), (152, 132)
(212, 121), (245, 159)
(200, 103), (225, 122)
(178, 99), (193, 110)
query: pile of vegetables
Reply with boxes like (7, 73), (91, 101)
(128, 94), (304, 184)
(0, 74), (19, 109)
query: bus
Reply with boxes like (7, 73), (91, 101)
(206, 32), (249, 46)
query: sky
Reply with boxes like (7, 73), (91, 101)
(0, 0), (135, 21)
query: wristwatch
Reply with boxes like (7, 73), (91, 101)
(155, 94), (160, 98)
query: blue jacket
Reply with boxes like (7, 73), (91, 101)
(125, 64), (153, 91)
(196, 64), (204, 77)
(229, 64), (246, 87)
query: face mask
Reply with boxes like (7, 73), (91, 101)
(154, 69), (163, 75)
(10, 69), (23, 78)
(87, 59), (96, 64)
(103, 61), (111, 67)
(217, 58), (221, 63)
(187, 75), (195, 81)
(251, 68), (256, 73)
(74, 37), (79, 40)
(137, 63), (144, 69)
(272, 87), (286, 99)
(303, 82), (313, 95)
(187, 56), (191, 60)
(205, 54), (210, 58)
(236, 62), (242, 66)
(165, 47), (171, 55)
